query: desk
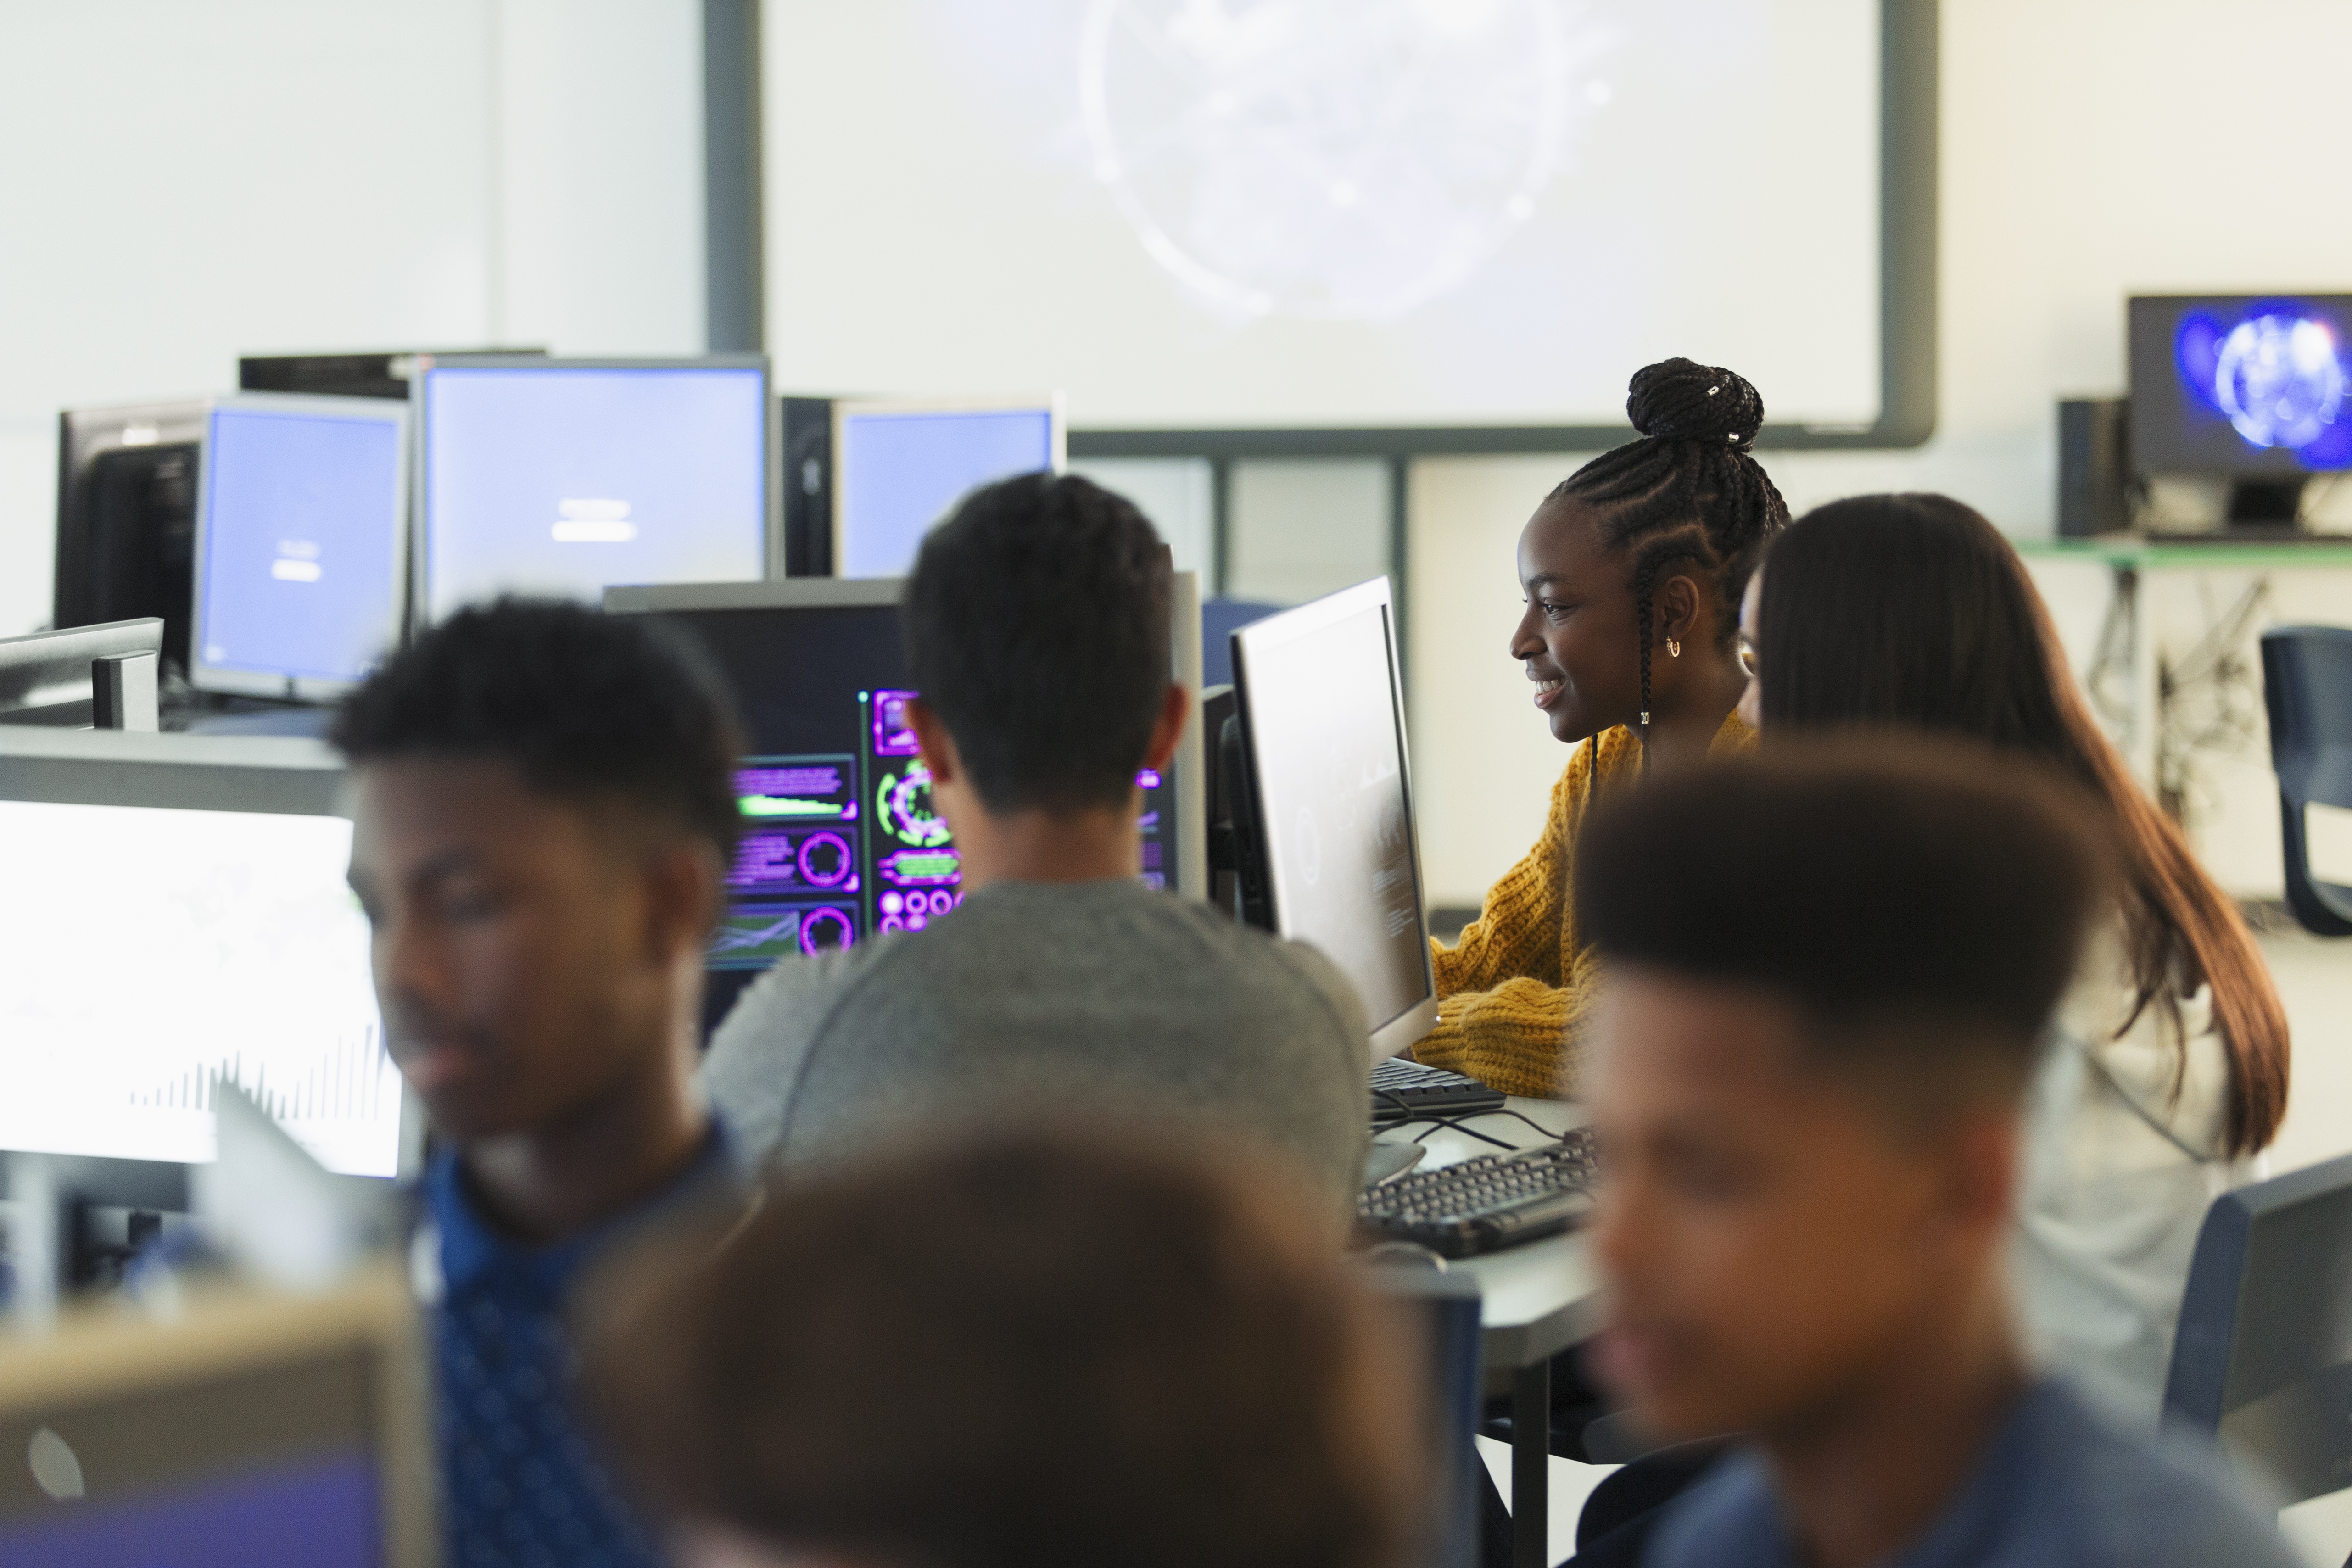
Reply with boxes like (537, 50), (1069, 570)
(1380, 1095), (1601, 1568)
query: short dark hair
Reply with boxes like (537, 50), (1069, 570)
(904, 473), (1172, 814)
(330, 598), (744, 858)
(1573, 740), (2110, 1090)
(583, 1126), (1419, 1568)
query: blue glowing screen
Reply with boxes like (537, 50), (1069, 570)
(0, 1451), (380, 1568)
(836, 407), (1056, 577)
(2130, 295), (2352, 474)
(196, 404), (403, 688)
(422, 365), (767, 622)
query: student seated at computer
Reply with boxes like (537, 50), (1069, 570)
(1731, 492), (2291, 1423)
(582, 1125), (1421, 1568)
(702, 473), (1369, 1220)
(1573, 743), (2300, 1568)
(334, 599), (749, 1568)
(1419, 358), (1787, 1099)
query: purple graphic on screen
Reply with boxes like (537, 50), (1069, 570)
(872, 691), (921, 757)
(797, 831), (854, 887)
(0, 1451), (379, 1568)
(799, 907), (856, 953)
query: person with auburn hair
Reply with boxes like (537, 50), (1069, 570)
(581, 1127), (1423, 1568)
(1734, 492), (2291, 1421)
(1418, 358), (1788, 1099)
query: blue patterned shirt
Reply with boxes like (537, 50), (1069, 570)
(419, 1128), (737, 1568)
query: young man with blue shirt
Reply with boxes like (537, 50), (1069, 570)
(1570, 744), (2300, 1568)
(335, 600), (747, 1568)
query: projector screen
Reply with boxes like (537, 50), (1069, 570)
(762, 0), (1922, 446)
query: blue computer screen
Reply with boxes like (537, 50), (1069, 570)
(836, 407), (1056, 577)
(196, 406), (402, 688)
(2129, 294), (2352, 475)
(423, 365), (766, 620)
(0, 1451), (379, 1568)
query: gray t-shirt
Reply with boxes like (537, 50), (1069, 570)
(701, 878), (1372, 1220)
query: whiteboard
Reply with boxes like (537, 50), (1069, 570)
(762, 0), (1886, 437)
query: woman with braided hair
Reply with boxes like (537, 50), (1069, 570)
(1413, 359), (1787, 1098)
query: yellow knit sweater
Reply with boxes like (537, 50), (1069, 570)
(1419, 713), (1755, 1099)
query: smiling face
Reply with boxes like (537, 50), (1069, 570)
(1514, 499), (1646, 746)
(346, 757), (697, 1143)
(1584, 967), (2016, 1445)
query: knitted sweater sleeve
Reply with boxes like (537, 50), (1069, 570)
(1417, 752), (1593, 1099)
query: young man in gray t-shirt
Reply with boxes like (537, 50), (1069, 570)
(701, 474), (1369, 1221)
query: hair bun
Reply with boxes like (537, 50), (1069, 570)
(1625, 358), (1766, 451)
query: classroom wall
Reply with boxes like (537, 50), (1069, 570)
(0, 0), (704, 642)
(1408, 0), (2352, 908)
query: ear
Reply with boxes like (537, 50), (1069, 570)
(906, 697), (960, 787)
(1141, 682), (1190, 771)
(1920, 1108), (2020, 1265)
(1652, 571), (1707, 647)
(641, 837), (726, 966)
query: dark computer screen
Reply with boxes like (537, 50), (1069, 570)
(193, 399), (406, 695)
(54, 404), (207, 673)
(1233, 581), (1433, 1043)
(637, 599), (1178, 1033)
(2129, 294), (2352, 475)
(834, 403), (1058, 577)
(420, 362), (768, 621)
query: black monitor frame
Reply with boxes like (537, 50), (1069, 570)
(53, 401), (208, 671)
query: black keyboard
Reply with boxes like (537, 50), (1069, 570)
(1369, 1056), (1507, 1127)
(1357, 1130), (1602, 1258)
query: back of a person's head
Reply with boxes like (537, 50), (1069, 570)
(904, 473), (1172, 815)
(330, 597), (744, 858)
(1574, 740), (2110, 1099)
(584, 1126), (1419, 1568)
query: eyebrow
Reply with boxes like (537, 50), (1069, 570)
(1524, 574), (1564, 592)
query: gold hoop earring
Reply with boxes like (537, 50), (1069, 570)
(1667, 637), (1682, 658)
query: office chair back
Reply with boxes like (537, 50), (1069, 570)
(2261, 625), (2352, 935)
(1362, 1262), (1483, 1568)
(2163, 1150), (2352, 1504)
(1201, 598), (1284, 689)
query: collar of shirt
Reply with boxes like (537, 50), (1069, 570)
(1648, 1381), (2071, 1568)
(423, 1120), (737, 1303)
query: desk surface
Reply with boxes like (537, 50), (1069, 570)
(1379, 1096), (1605, 1372)
(2015, 537), (2352, 570)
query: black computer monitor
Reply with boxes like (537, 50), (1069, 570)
(0, 619), (163, 730)
(603, 574), (1207, 1037)
(1227, 577), (1439, 1059)
(53, 402), (207, 673)
(415, 355), (774, 624)
(238, 346), (545, 402)
(2129, 293), (2352, 525)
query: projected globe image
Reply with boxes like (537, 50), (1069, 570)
(2213, 313), (2346, 451)
(1081, 0), (1590, 321)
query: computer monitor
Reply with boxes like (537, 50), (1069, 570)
(831, 396), (1065, 578)
(0, 619), (163, 730)
(2129, 293), (2352, 525)
(0, 728), (418, 1194)
(53, 401), (207, 673)
(1227, 578), (1438, 1059)
(0, 1270), (435, 1567)
(415, 356), (772, 624)
(190, 395), (408, 701)
(603, 573), (1207, 1035)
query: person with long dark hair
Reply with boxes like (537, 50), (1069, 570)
(1417, 358), (1788, 1097)
(1735, 492), (2291, 1420)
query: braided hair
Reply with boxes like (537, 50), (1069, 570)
(1549, 358), (1789, 777)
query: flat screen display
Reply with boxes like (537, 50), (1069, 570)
(0, 800), (399, 1177)
(193, 400), (405, 695)
(835, 405), (1060, 577)
(2129, 294), (2352, 476)
(421, 364), (767, 621)
(1235, 591), (1430, 1033)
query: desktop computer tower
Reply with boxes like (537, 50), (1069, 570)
(2057, 397), (2133, 538)
(781, 396), (836, 576)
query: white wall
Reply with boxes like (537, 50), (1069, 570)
(1408, 0), (2352, 907)
(0, 0), (704, 640)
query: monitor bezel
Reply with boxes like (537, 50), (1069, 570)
(0, 728), (427, 1200)
(1229, 575), (1440, 1059)
(603, 567), (1209, 902)
(827, 393), (1068, 580)
(413, 354), (779, 630)
(187, 392), (412, 703)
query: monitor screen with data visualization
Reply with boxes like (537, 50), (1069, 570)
(0, 799), (399, 1177)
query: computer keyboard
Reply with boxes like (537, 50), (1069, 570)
(1357, 1130), (1603, 1258)
(1369, 1056), (1507, 1127)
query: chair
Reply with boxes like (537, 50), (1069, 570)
(2162, 1150), (2352, 1507)
(1362, 1261), (1484, 1568)
(1201, 598), (1285, 690)
(2260, 626), (2352, 936)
